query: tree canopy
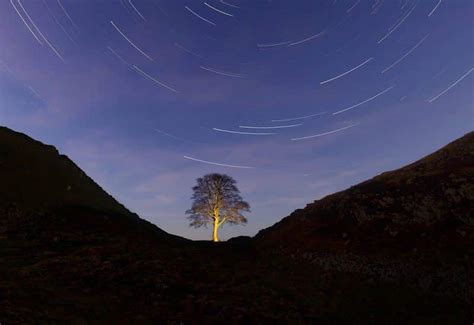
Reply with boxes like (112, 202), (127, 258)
(186, 173), (250, 242)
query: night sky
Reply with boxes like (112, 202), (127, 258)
(1, 0), (473, 240)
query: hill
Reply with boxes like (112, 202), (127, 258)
(0, 126), (177, 242)
(0, 126), (132, 215)
(257, 132), (474, 249)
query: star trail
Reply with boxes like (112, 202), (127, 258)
(0, 0), (472, 240)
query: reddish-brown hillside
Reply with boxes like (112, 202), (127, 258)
(256, 131), (474, 253)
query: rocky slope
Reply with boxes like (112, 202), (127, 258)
(257, 131), (474, 249)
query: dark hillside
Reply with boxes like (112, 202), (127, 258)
(0, 126), (133, 216)
(256, 132), (474, 250)
(0, 126), (177, 242)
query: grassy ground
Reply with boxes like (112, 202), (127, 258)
(1, 229), (471, 324)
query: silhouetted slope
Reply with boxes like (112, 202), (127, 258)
(0, 126), (132, 215)
(256, 131), (474, 250)
(0, 126), (176, 241)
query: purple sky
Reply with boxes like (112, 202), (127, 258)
(1, 0), (473, 240)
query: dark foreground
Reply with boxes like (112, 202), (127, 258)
(1, 226), (471, 323)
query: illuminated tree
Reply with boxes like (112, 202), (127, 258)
(186, 173), (250, 242)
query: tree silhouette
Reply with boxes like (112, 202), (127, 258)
(186, 173), (250, 242)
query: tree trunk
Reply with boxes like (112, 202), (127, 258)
(212, 219), (219, 242)
(212, 206), (220, 242)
